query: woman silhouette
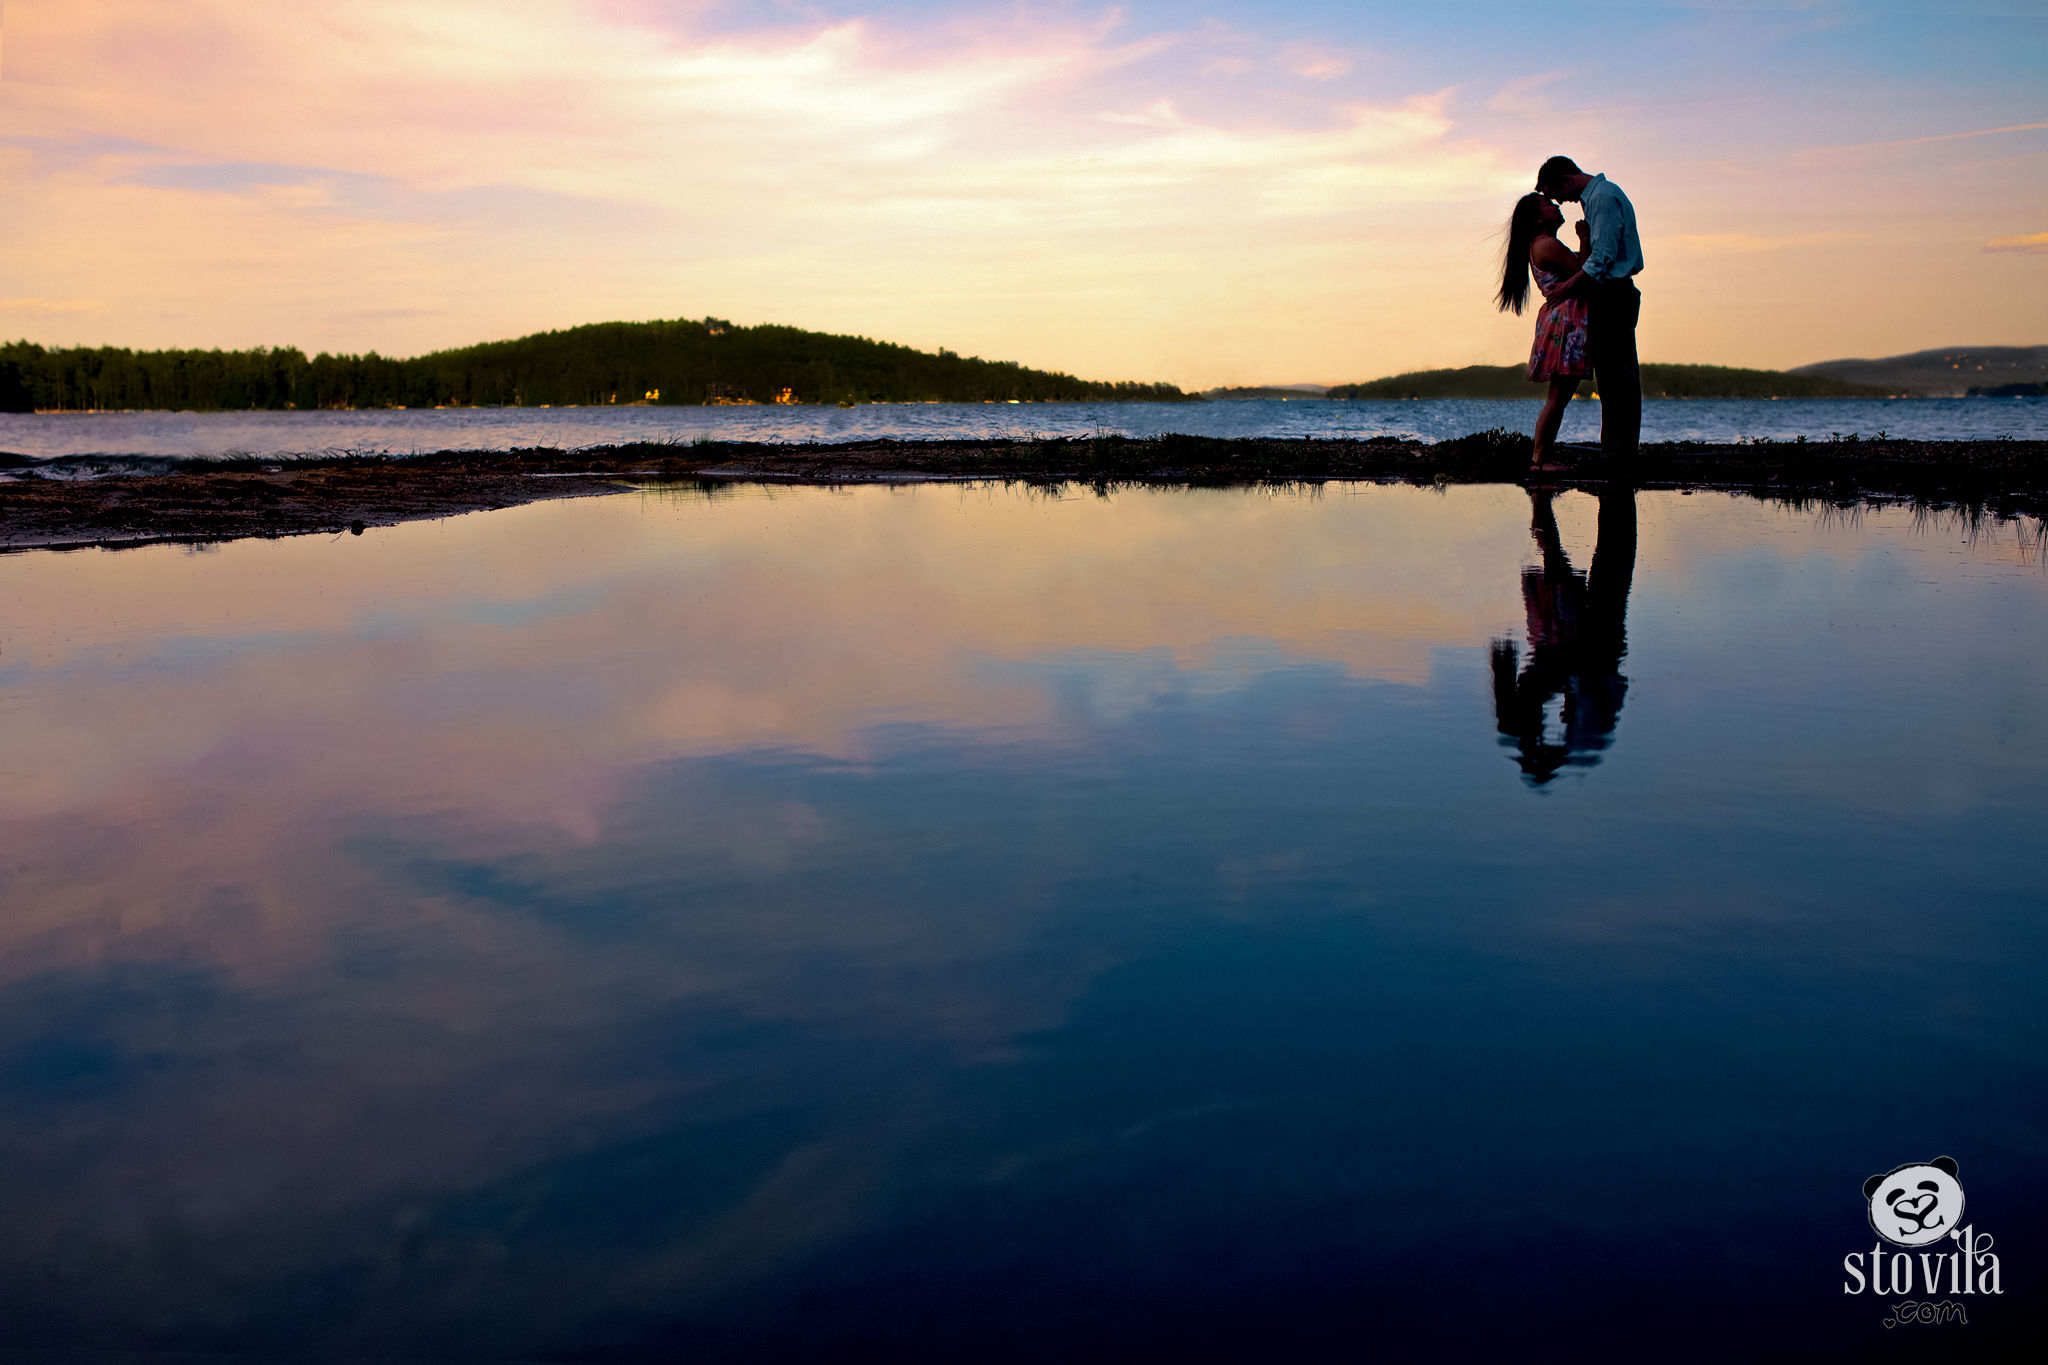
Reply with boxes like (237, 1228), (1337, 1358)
(1497, 192), (1591, 477)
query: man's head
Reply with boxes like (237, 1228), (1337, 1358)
(1536, 155), (1591, 202)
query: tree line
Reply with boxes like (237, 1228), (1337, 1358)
(0, 318), (1186, 412)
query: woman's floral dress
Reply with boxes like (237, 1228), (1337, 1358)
(1527, 264), (1589, 382)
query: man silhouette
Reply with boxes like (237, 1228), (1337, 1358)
(1535, 156), (1644, 462)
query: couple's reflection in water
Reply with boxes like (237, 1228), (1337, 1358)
(1490, 486), (1638, 785)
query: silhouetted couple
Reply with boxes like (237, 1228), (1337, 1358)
(1490, 486), (1637, 785)
(1496, 157), (1645, 475)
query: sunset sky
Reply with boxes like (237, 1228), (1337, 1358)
(2, 1), (2044, 389)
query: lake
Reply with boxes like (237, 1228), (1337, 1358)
(3, 394), (2046, 463)
(0, 482), (2042, 1358)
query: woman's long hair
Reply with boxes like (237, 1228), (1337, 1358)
(1495, 192), (1552, 315)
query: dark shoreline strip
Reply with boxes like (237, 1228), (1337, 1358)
(3, 433), (2044, 552)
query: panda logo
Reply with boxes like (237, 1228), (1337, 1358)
(1865, 1157), (1965, 1248)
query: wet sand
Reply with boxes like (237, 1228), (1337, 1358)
(3, 434), (2044, 551)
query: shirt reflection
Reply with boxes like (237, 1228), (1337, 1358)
(1489, 488), (1638, 785)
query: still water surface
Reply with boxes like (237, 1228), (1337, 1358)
(0, 484), (2043, 1357)
(4, 394), (2046, 462)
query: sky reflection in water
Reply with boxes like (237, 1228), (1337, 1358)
(0, 484), (2043, 1359)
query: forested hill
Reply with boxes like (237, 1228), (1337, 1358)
(1329, 363), (1892, 400)
(0, 319), (1186, 412)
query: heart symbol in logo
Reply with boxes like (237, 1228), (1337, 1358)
(1892, 1191), (1941, 1230)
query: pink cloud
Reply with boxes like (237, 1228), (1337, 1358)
(1280, 42), (1354, 81)
(0, 296), (102, 315)
(1984, 232), (2048, 253)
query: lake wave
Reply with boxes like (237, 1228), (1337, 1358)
(2, 394), (2044, 462)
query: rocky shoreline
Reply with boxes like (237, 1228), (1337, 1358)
(4, 433), (2044, 551)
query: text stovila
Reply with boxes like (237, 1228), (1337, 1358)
(1843, 1226), (2001, 1295)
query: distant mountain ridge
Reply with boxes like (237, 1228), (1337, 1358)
(1789, 346), (2048, 397)
(1327, 363), (1889, 401)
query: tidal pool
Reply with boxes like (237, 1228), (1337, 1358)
(0, 483), (2042, 1358)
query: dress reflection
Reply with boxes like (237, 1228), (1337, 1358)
(1490, 488), (1638, 785)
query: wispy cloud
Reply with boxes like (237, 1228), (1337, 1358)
(1984, 232), (2048, 253)
(1280, 42), (1353, 81)
(1666, 230), (1866, 254)
(0, 297), (103, 316)
(0, 1), (1525, 377)
(1485, 69), (1576, 115)
(330, 307), (450, 325)
(1801, 120), (2048, 155)
(9, 4), (1506, 220)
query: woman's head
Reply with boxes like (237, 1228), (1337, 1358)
(1496, 192), (1561, 315)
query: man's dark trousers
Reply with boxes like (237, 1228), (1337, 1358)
(1586, 279), (1641, 460)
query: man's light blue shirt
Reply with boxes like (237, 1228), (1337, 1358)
(1580, 174), (1644, 282)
